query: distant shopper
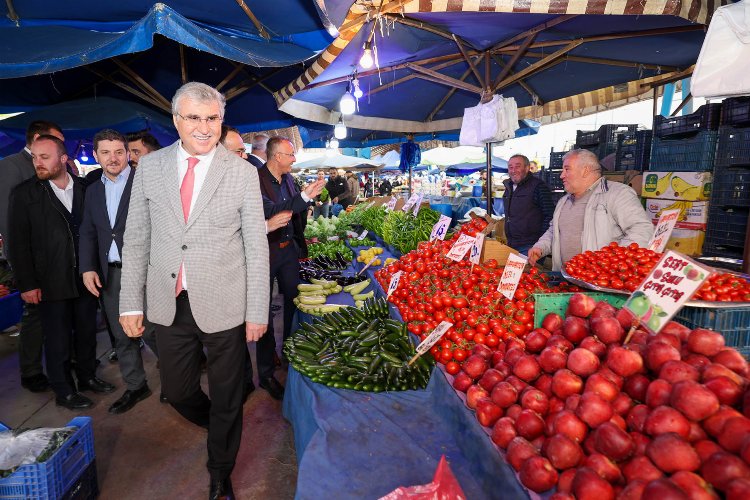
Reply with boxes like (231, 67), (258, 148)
(248, 133), (270, 168)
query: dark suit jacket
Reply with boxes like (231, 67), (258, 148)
(79, 168), (136, 285)
(7, 175), (86, 301)
(257, 165), (309, 258)
(0, 149), (35, 250)
(247, 154), (265, 168)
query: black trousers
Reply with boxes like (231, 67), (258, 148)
(155, 292), (245, 481)
(255, 242), (300, 380)
(38, 292), (98, 398)
(18, 303), (44, 378)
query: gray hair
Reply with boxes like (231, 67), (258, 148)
(172, 82), (226, 118)
(563, 149), (601, 173)
(252, 133), (270, 152)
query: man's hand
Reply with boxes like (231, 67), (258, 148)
(82, 271), (102, 298)
(303, 179), (325, 199)
(21, 289), (42, 304)
(120, 314), (145, 338)
(527, 247), (543, 267)
(245, 322), (268, 342)
(332, 196), (339, 204)
(267, 210), (293, 232)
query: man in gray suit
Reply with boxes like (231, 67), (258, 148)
(119, 82), (269, 500)
(0, 120), (64, 393)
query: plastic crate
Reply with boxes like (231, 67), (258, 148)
(715, 126), (750, 168)
(60, 460), (98, 500)
(533, 292), (627, 328)
(721, 96), (750, 127)
(710, 169), (750, 208)
(705, 205), (749, 248)
(0, 291), (23, 330)
(598, 124), (639, 147)
(615, 130), (652, 171)
(649, 130), (718, 171)
(0, 417), (95, 500)
(653, 103), (723, 138)
(550, 190), (566, 205)
(703, 241), (745, 260)
(575, 130), (599, 147)
(674, 306), (750, 358)
(549, 151), (566, 170)
(541, 169), (564, 191)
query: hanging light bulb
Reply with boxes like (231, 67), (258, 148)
(352, 78), (363, 99)
(339, 82), (356, 115)
(359, 41), (374, 69)
(329, 137), (340, 150)
(80, 145), (89, 162)
(334, 121), (347, 140)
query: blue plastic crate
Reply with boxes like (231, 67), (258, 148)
(0, 417), (95, 500)
(575, 129), (599, 147)
(541, 169), (564, 191)
(703, 241), (745, 261)
(654, 103), (722, 138)
(705, 205), (749, 248)
(715, 126), (750, 168)
(0, 291), (23, 331)
(710, 168), (750, 208)
(721, 96), (750, 127)
(674, 306), (750, 358)
(549, 151), (567, 170)
(615, 130), (652, 171)
(649, 130), (718, 171)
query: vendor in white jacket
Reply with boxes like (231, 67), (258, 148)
(528, 149), (653, 271)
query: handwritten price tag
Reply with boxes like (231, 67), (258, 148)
(357, 256), (379, 276)
(623, 250), (711, 334)
(387, 271), (403, 298)
(498, 253), (528, 300)
(469, 233), (485, 265)
(357, 229), (369, 240)
(415, 321), (453, 356)
(648, 209), (680, 253)
(412, 194), (424, 216)
(346, 231), (358, 238)
(429, 214), (452, 241)
(385, 197), (397, 211)
(402, 193), (420, 212)
(446, 234), (476, 261)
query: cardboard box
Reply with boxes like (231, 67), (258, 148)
(481, 240), (519, 265)
(643, 199), (709, 231)
(641, 171), (712, 201)
(604, 170), (643, 195)
(665, 228), (705, 256)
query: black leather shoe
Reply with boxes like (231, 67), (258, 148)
(108, 385), (152, 414)
(159, 393), (168, 403)
(56, 392), (93, 410)
(258, 377), (284, 400)
(21, 373), (50, 393)
(208, 478), (234, 500)
(78, 377), (116, 394)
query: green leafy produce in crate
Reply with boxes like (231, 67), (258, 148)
(284, 298), (434, 392)
(348, 237), (376, 247)
(307, 240), (354, 261)
(381, 208), (439, 255)
(304, 214), (348, 239)
(360, 205), (387, 235)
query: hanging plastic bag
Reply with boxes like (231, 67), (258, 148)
(378, 456), (467, 500)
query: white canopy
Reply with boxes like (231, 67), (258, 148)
(293, 153), (384, 171)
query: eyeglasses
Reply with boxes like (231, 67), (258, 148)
(277, 152), (296, 158)
(177, 113), (223, 125)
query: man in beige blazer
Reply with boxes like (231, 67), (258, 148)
(119, 82), (269, 500)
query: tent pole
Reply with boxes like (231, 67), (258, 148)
(486, 143), (493, 216)
(409, 164), (412, 197)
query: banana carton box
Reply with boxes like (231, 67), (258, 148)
(644, 199), (708, 231)
(666, 228), (705, 256)
(641, 171), (712, 201)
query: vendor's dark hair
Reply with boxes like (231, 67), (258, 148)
(220, 124), (241, 144)
(125, 130), (162, 151)
(26, 120), (63, 146)
(93, 129), (127, 152)
(34, 134), (67, 157)
(509, 154), (530, 167)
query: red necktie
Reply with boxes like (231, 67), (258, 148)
(176, 157), (199, 296)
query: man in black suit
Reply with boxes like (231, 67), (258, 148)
(247, 133), (269, 168)
(79, 129), (159, 414)
(0, 120), (65, 393)
(7, 134), (115, 409)
(256, 137), (323, 399)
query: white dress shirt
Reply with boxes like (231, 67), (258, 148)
(48, 173), (74, 212)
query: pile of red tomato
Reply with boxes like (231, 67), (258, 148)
(693, 272), (750, 302)
(564, 242), (662, 292)
(375, 239), (577, 375)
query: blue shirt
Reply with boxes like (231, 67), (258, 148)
(101, 166), (131, 263)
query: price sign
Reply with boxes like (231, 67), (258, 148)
(385, 196), (398, 211)
(412, 193), (424, 216)
(469, 233), (485, 265)
(346, 231), (358, 238)
(357, 229), (369, 240)
(402, 193), (420, 212)
(648, 209), (680, 253)
(429, 214), (452, 241)
(357, 256), (379, 276)
(446, 234), (476, 261)
(623, 250), (711, 334)
(498, 253), (528, 300)
(327, 235), (339, 241)
(387, 271), (403, 298)
(414, 321), (453, 356)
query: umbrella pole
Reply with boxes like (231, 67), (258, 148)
(409, 164), (412, 197)
(486, 142), (493, 216)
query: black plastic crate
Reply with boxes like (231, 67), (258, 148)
(705, 205), (749, 248)
(61, 460), (98, 500)
(653, 103), (722, 138)
(575, 130), (599, 147)
(649, 130), (718, 171)
(549, 151), (566, 170)
(550, 190), (566, 205)
(715, 125), (750, 168)
(598, 124), (638, 147)
(721, 96), (750, 127)
(703, 241), (745, 260)
(711, 169), (750, 208)
(615, 130), (652, 171)
(541, 169), (564, 191)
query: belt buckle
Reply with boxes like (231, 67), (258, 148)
(279, 241), (290, 249)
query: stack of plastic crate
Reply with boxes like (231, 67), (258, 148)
(614, 130), (652, 171)
(703, 97), (750, 260)
(574, 124), (638, 159)
(650, 104), (722, 171)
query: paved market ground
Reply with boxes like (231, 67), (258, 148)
(0, 289), (297, 499)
